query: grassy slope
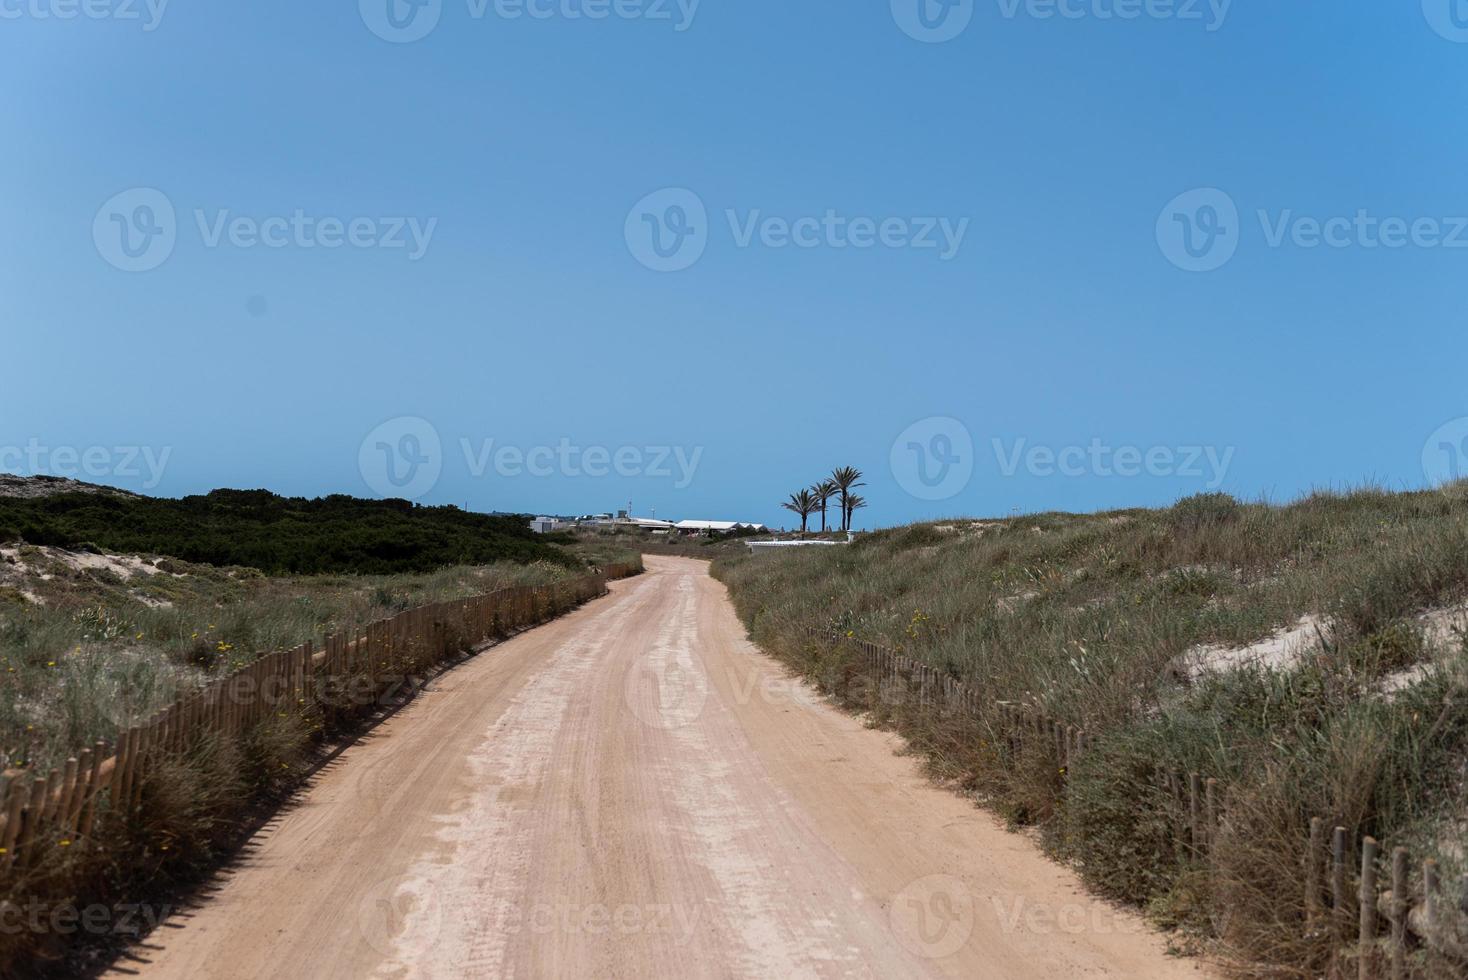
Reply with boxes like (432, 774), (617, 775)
(0, 546), (578, 772)
(0, 489), (570, 575)
(713, 488), (1468, 974)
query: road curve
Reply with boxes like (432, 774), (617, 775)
(114, 556), (1207, 980)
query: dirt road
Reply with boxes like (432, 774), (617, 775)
(117, 556), (1206, 979)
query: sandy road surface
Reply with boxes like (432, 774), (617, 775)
(114, 556), (1207, 980)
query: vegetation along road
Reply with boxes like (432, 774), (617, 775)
(115, 557), (1206, 979)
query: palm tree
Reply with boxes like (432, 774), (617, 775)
(811, 479), (837, 534)
(829, 466), (866, 531)
(845, 493), (869, 531)
(781, 489), (818, 537)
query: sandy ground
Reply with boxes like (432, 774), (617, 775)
(113, 556), (1209, 980)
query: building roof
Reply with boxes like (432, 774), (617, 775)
(675, 520), (767, 531)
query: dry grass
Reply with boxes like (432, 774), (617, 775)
(713, 485), (1468, 976)
(0, 546), (580, 772)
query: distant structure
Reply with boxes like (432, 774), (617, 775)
(530, 511), (765, 535)
(746, 532), (854, 553)
(674, 520), (767, 533)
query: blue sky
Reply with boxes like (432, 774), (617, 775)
(3, 2), (1467, 529)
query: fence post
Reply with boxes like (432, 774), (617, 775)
(1205, 778), (1218, 855)
(80, 740), (105, 836)
(1332, 826), (1348, 952)
(40, 768), (61, 825)
(1359, 836), (1378, 980)
(58, 759), (79, 836)
(1389, 847), (1406, 980)
(0, 780), (23, 869)
(66, 751), (90, 833)
(1188, 773), (1202, 857)
(19, 777), (46, 865)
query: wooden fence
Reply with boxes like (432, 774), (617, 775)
(806, 627), (1468, 978)
(0, 562), (642, 876)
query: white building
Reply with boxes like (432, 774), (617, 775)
(674, 520), (768, 533)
